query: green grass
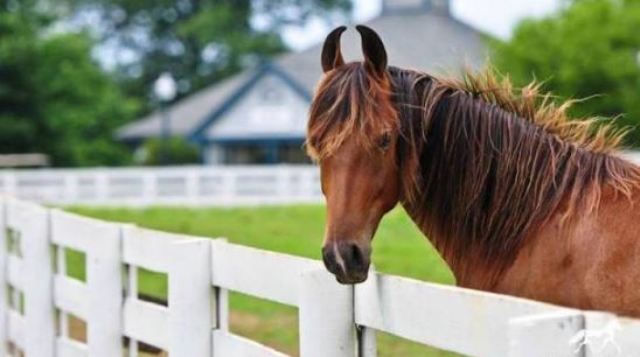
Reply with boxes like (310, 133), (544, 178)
(67, 205), (458, 356)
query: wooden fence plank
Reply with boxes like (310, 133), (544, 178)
(212, 330), (288, 357)
(582, 312), (640, 357)
(123, 298), (169, 350)
(7, 255), (24, 291)
(123, 226), (190, 273)
(0, 198), (639, 357)
(85, 223), (122, 357)
(354, 273), (570, 356)
(299, 269), (356, 357)
(51, 209), (123, 357)
(0, 166), (323, 207)
(210, 240), (319, 306)
(508, 311), (584, 357)
(7, 311), (24, 350)
(56, 338), (89, 357)
(615, 317), (640, 355)
(8, 199), (56, 357)
(168, 239), (213, 357)
(0, 198), (6, 356)
(54, 275), (88, 319)
(358, 327), (377, 357)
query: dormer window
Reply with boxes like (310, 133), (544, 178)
(261, 85), (283, 104)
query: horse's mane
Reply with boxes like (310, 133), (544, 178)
(307, 63), (640, 286)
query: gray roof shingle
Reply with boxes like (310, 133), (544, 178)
(117, 11), (487, 141)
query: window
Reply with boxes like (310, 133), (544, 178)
(260, 84), (283, 104)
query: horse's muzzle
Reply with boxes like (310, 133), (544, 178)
(321, 241), (371, 284)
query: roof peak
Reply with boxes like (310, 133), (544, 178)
(381, 0), (450, 16)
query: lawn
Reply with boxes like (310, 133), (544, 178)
(68, 205), (458, 356)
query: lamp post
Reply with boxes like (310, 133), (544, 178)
(154, 72), (177, 165)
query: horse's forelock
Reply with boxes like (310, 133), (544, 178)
(306, 63), (398, 161)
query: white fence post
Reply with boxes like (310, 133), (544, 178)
(185, 170), (200, 205)
(358, 327), (377, 357)
(142, 173), (156, 205)
(508, 311), (585, 357)
(19, 202), (55, 357)
(3, 172), (17, 198)
(0, 197), (7, 356)
(299, 268), (356, 357)
(63, 174), (78, 205)
(168, 238), (213, 356)
(86, 223), (123, 356)
(95, 171), (109, 204)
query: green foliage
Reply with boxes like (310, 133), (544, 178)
(0, 0), (351, 166)
(68, 0), (351, 113)
(491, 0), (640, 145)
(138, 137), (200, 165)
(0, 9), (138, 166)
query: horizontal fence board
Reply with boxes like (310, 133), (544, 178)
(8, 310), (25, 349)
(210, 241), (320, 306)
(56, 338), (88, 357)
(5, 197), (46, 229)
(123, 226), (192, 273)
(354, 274), (570, 356)
(212, 330), (288, 357)
(0, 165), (322, 207)
(51, 209), (119, 253)
(582, 312), (640, 356)
(508, 311), (584, 356)
(123, 298), (169, 350)
(1, 197), (640, 357)
(54, 275), (88, 320)
(617, 317), (640, 354)
(7, 255), (24, 290)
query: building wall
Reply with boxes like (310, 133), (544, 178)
(203, 72), (310, 141)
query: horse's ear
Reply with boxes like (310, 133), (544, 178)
(321, 26), (347, 73)
(356, 25), (387, 78)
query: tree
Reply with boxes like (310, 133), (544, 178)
(68, 0), (351, 111)
(0, 0), (350, 166)
(0, 6), (138, 166)
(491, 0), (640, 145)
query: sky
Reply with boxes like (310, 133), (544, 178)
(282, 0), (562, 50)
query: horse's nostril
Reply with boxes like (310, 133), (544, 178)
(323, 241), (370, 282)
(349, 243), (364, 267)
(321, 245), (339, 274)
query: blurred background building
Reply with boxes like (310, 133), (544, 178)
(1, 0), (638, 168)
(116, 0), (487, 165)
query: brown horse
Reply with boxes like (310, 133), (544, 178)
(307, 25), (640, 318)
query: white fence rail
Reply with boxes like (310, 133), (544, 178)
(2, 151), (640, 207)
(1, 196), (639, 356)
(0, 165), (322, 207)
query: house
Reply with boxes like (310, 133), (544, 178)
(116, 0), (487, 165)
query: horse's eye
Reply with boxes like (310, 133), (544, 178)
(378, 133), (391, 150)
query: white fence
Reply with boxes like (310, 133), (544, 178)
(2, 151), (640, 207)
(1, 196), (640, 356)
(0, 166), (322, 207)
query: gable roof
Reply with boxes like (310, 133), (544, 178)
(189, 62), (312, 142)
(117, 10), (487, 142)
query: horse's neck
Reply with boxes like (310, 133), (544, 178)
(400, 204), (498, 289)
(395, 79), (508, 288)
(394, 75), (565, 289)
